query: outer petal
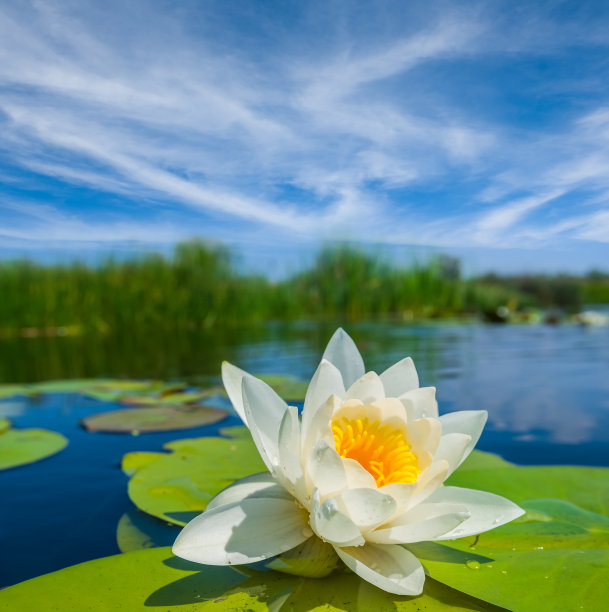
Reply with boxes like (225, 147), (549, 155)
(380, 357), (419, 397)
(278, 405), (308, 505)
(335, 543), (425, 596)
(434, 433), (472, 477)
(322, 328), (365, 389)
(173, 497), (309, 565)
(439, 410), (487, 467)
(337, 488), (397, 531)
(242, 376), (288, 470)
(221, 361), (252, 424)
(310, 490), (365, 547)
(206, 472), (290, 512)
(425, 486), (525, 540)
(367, 502), (470, 544)
(344, 372), (385, 403)
(306, 440), (348, 499)
(302, 359), (345, 447)
(399, 387), (438, 420)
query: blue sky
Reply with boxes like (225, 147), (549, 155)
(1, 0), (608, 276)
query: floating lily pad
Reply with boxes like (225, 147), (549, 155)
(0, 426), (68, 471)
(125, 426), (266, 525)
(0, 546), (508, 611)
(256, 374), (309, 402)
(122, 389), (221, 407)
(418, 497), (609, 611)
(81, 404), (227, 433)
(30, 379), (104, 394)
(0, 384), (32, 399)
(447, 464), (609, 516)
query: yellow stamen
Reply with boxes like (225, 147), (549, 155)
(331, 416), (420, 486)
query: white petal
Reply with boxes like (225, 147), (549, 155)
(337, 488), (397, 531)
(301, 394), (338, 460)
(380, 357), (419, 397)
(242, 377), (288, 471)
(278, 405), (307, 505)
(439, 410), (487, 467)
(306, 440), (348, 499)
(378, 482), (417, 511)
(368, 502), (470, 544)
(406, 459), (449, 508)
(343, 458), (377, 489)
(173, 497), (308, 565)
(399, 387), (438, 420)
(434, 433), (472, 476)
(344, 372), (385, 403)
(302, 359), (344, 446)
(206, 472), (290, 512)
(407, 418), (442, 454)
(322, 328), (365, 389)
(370, 398), (408, 422)
(221, 361), (252, 425)
(426, 486), (525, 540)
(335, 543), (425, 596)
(310, 490), (364, 547)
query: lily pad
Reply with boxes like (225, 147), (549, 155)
(125, 426), (266, 525)
(0, 426), (68, 471)
(446, 464), (609, 516)
(81, 404), (227, 433)
(418, 497), (609, 611)
(0, 546), (508, 611)
(0, 384), (32, 399)
(0, 417), (10, 433)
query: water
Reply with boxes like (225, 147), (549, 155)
(1, 320), (608, 587)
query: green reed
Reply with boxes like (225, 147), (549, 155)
(0, 240), (604, 334)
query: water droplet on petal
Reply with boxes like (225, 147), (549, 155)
(493, 518), (501, 524)
(466, 560), (480, 570)
(301, 527), (313, 538)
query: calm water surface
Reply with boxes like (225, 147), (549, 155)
(1, 321), (608, 587)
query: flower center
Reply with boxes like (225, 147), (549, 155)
(331, 416), (420, 486)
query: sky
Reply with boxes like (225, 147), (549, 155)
(1, 0), (609, 277)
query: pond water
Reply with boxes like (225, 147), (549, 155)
(1, 321), (609, 588)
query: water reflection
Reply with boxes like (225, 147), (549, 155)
(1, 321), (608, 465)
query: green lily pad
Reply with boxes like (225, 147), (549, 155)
(446, 464), (609, 516)
(30, 379), (104, 394)
(116, 509), (179, 553)
(256, 374), (309, 402)
(0, 546), (508, 611)
(0, 384), (32, 399)
(417, 497), (609, 611)
(81, 404), (227, 433)
(125, 426), (266, 525)
(0, 417), (10, 433)
(0, 427), (68, 470)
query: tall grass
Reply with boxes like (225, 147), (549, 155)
(0, 240), (605, 334)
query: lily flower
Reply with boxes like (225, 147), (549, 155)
(173, 329), (524, 595)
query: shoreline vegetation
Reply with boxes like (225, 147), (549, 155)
(1, 240), (608, 337)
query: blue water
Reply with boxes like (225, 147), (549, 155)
(1, 322), (608, 587)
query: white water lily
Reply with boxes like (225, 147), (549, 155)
(173, 329), (524, 595)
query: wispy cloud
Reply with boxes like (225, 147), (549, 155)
(0, 0), (608, 264)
